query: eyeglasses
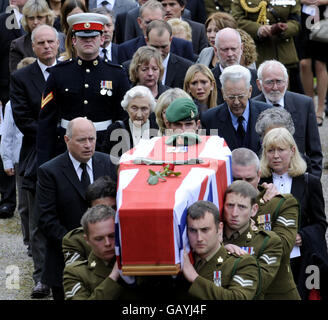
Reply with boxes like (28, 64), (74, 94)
(263, 79), (286, 87)
(225, 94), (248, 102)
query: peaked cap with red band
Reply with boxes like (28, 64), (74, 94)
(67, 13), (109, 37)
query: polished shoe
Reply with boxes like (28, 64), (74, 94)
(0, 206), (14, 219)
(31, 282), (50, 299)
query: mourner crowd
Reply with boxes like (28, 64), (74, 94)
(0, 0), (328, 301)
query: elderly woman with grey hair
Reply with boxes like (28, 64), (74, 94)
(255, 107), (295, 140)
(101, 85), (158, 158)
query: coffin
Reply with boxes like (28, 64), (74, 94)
(115, 136), (232, 275)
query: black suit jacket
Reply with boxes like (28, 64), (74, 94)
(201, 100), (271, 154)
(186, 0), (207, 24)
(165, 53), (193, 89)
(260, 174), (327, 232)
(0, 11), (25, 104)
(212, 65), (261, 105)
(253, 91), (323, 177)
(37, 151), (116, 287)
(110, 42), (119, 64)
(117, 35), (195, 64)
(184, 18), (207, 54)
(10, 61), (46, 184)
(114, 11), (128, 44)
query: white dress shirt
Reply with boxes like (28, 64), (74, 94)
(272, 172), (292, 194)
(37, 59), (57, 81)
(161, 53), (170, 85)
(99, 43), (112, 61)
(69, 153), (94, 184)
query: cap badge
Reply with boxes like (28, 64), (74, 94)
(84, 22), (90, 29)
(190, 110), (195, 118)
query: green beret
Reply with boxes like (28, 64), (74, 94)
(166, 98), (198, 123)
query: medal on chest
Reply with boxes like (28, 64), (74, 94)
(100, 80), (112, 96)
(213, 270), (222, 287)
(257, 213), (271, 231)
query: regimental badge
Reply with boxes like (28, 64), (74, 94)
(90, 261), (96, 268)
(240, 247), (255, 255)
(190, 110), (195, 118)
(217, 256), (223, 264)
(246, 232), (252, 239)
(100, 81), (112, 96)
(213, 270), (221, 287)
(84, 22), (90, 29)
(257, 214), (271, 231)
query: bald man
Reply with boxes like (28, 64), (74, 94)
(36, 117), (117, 300)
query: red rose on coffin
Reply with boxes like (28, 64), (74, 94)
(148, 163), (181, 185)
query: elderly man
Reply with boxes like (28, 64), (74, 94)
(63, 205), (130, 300)
(36, 117), (116, 300)
(201, 65), (270, 154)
(253, 60), (322, 178)
(180, 200), (259, 300)
(145, 19), (193, 89)
(37, 12), (130, 167)
(211, 28), (260, 104)
(231, 148), (300, 299)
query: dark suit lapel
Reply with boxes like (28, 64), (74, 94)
(61, 152), (86, 199)
(30, 62), (46, 96)
(111, 43), (119, 64)
(165, 54), (176, 87)
(219, 104), (238, 149)
(291, 175), (305, 202)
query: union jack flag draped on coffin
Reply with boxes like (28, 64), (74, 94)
(115, 135), (232, 275)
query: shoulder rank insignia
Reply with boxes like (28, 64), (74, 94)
(233, 275), (253, 287)
(41, 91), (53, 109)
(90, 261), (96, 268)
(213, 270), (221, 287)
(257, 214), (271, 231)
(260, 254), (277, 265)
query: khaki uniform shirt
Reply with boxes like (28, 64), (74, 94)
(231, 0), (301, 66)
(224, 225), (283, 299)
(255, 190), (301, 299)
(187, 246), (259, 299)
(63, 252), (131, 300)
(62, 227), (91, 266)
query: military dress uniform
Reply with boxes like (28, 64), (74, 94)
(184, 246), (259, 300)
(62, 227), (91, 266)
(37, 56), (130, 166)
(224, 225), (283, 299)
(63, 251), (135, 300)
(231, 0), (301, 67)
(254, 189), (301, 299)
(204, 0), (232, 15)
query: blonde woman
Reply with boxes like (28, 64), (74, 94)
(183, 64), (217, 113)
(260, 127), (328, 300)
(167, 18), (192, 42)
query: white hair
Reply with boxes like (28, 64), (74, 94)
(257, 60), (289, 81)
(31, 24), (58, 44)
(220, 64), (251, 90)
(121, 85), (156, 112)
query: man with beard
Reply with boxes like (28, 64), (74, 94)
(253, 59), (322, 178)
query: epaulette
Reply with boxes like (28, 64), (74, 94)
(65, 227), (84, 239)
(52, 58), (74, 68)
(103, 59), (124, 69)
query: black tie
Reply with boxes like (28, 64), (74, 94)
(102, 48), (108, 60)
(101, 1), (109, 6)
(273, 103), (281, 107)
(80, 163), (90, 191)
(237, 116), (245, 147)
